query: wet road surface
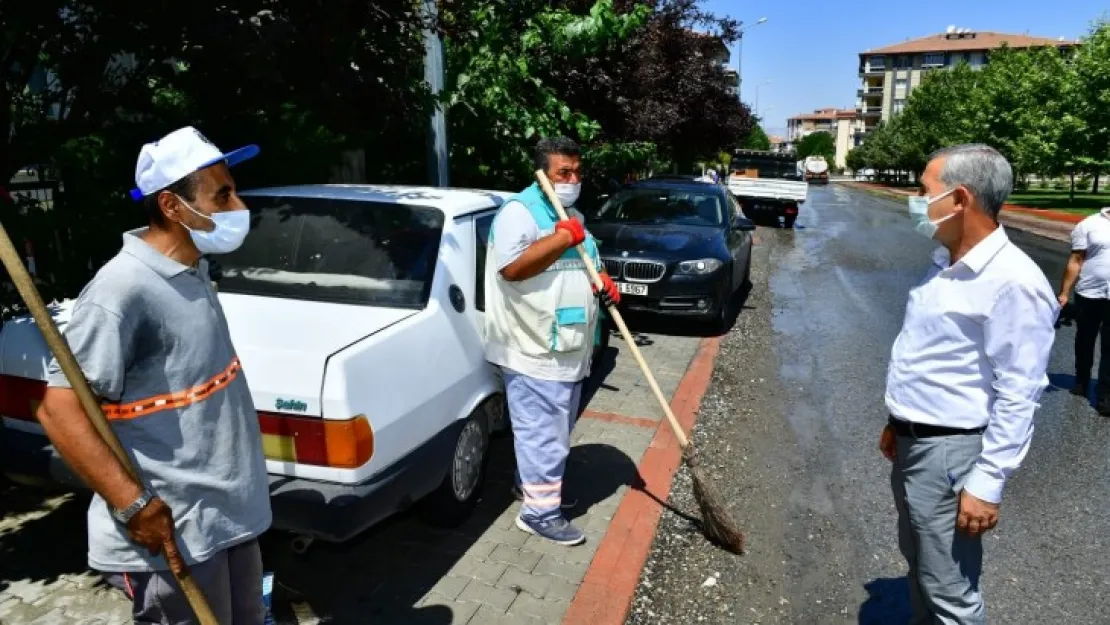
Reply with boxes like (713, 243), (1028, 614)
(627, 184), (1108, 624)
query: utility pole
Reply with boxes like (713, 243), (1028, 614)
(736, 17), (768, 102)
(423, 0), (449, 187)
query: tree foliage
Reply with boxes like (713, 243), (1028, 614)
(2, 0), (755, 306)
(795, 131), (836, 164)
(743, 124), (771, 151)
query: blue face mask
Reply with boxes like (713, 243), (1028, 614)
(908, 189), (956, 240)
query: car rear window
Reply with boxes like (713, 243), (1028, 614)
(213, 195), (444, 309)
(593, 188), (724, 227)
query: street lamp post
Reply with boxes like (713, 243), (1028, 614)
(737, 17), (768, 100)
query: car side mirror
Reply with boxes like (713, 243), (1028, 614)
(732, 216), (756, 231)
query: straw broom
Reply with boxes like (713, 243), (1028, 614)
(0, 221), (220, 623)
(535, 170), (745, 554)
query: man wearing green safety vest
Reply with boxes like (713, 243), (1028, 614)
(484, 137), (621, 546)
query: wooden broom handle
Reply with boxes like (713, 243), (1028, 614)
(535, 171), (690, 449)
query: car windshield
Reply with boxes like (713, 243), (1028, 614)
(213, 195), (444, 309)
(592, 188), (724, 227)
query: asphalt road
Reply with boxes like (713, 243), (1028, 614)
(627, 184), (1108, 625)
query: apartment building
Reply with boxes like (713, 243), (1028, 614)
(857, 27), (1077, 140)
(786, 108), (859, 168)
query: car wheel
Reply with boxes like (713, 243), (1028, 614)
(783, 215), (796, 229)
(713, 279), (735, 334)
(419, 405), (491, 527)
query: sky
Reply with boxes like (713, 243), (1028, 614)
(702, 0), (1109, 138)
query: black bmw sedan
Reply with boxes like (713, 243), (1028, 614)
(587, 179), (755, 328)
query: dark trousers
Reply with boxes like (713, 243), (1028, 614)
(1074, 294), (1110, 408)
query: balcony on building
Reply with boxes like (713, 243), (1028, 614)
(859, 56), (886, 76)
(856, 101), (883, 117)
(722, 66), (739, 90)
(857, 84), (884, 99)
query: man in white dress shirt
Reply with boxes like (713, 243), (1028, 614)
(881, 144), (1057, 624)
(1057, 206), (1110, 412)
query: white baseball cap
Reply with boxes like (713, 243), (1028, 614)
(130, 126), (259, 201)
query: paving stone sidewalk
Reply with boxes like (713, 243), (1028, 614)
(0, 324), (702, 625)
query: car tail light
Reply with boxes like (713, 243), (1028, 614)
(258, 412), (373, 469)
(786, 204), (798, 215)
(0, 374), (46, 421)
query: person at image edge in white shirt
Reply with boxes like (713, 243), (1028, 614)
(1057, 205), (1110, 412)
(880, 144), (1057, 625)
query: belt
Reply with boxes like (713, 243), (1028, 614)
(888, 416), (986, 438)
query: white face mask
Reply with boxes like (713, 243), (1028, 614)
(553, 183), (581, 207)
(908, 189), (957, 240)
(175, 195), (251, 254)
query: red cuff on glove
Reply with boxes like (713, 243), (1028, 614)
(554, 219), (586, 247)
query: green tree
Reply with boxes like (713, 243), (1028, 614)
(442, 0), (650, 188)
(1074, 21), (1110, 192)
(795, 131), (836, 163)
(743, 125), (772, 151)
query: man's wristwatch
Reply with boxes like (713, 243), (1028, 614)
(112, 489), (155, 525)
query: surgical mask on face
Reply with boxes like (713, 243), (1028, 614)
(553, 183), (581, 207)
(907, 189), (957, 240)
(175, 195), (251, 254)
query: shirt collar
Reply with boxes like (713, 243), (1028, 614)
(121, 228), (201, 279)
(931, 227), (1009, 275)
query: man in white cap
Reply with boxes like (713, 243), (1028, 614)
(36, 126), (271, 623)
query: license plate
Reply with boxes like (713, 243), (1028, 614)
(617, 282), (648, 296)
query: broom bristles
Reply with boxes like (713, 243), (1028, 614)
(684, 447), (745, 554)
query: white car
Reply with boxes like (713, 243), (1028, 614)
(0, 185), (522, 542)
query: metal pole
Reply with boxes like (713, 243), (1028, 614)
(423, 0), (449, 187)
(736, 33), (744, 101)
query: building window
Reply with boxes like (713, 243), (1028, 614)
(893, 99), (906, 115)
(894, 55), (912, 69)
(923, 52), (945, 68)
(869, 56), (886, 71)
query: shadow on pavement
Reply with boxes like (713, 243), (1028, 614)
(262, 436), (636, 624)
(1047, 372), (1076, 396)
(1047, 372), (1100, 407)
(563, 442), (639, 522)
(0, 476), (92, 596)
(858, 576), (913, 625)
(581, 342), (619, 411)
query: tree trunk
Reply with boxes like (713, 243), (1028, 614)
(1095, 172), (1101, 195)
(1070, 170), (1076, 203)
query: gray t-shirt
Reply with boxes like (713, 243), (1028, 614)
(47, 230), (271, 572)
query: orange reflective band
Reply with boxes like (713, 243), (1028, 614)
(102, 358), (241, 421)
(523, 496), (562, 507)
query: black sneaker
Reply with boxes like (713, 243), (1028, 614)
(511, 484), (577, 509)
(1072, 382), (1089, 397)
